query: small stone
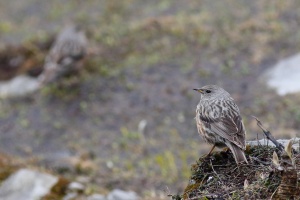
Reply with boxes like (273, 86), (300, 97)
(107, 189), (138, 200)
(87, 193), (107, 200)
(106, 161), (114, 169)
(76, 176), (91, 184)
(0, 168), (58, 200)
(68, 182), (85, 192)
(0, 75), (41, 98)
(63, 192), (78, 200)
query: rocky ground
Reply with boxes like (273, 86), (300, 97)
(0, 0), (300, 199)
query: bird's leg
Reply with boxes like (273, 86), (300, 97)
(207, 144), (216, 156)
(200, 145), (216, 159)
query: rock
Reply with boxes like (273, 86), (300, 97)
(63, 192), (78, 200)
(107, 189), (138, 200)
(68, 182), (85, 192)
(247, 138), (300, 150)
(87, 194), (106, 200)
(0, 168), (58, 200)
(75, 176), (91, 184)
(263, 53), (300, 95)
(0, 75), (41, 98)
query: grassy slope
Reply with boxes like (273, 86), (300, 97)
(0, 0), (300, 199)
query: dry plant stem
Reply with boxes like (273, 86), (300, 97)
(210, 160), (222, 184)
(207, 144), (216, 156)
(249, 156), (269, 165)
(165, 186), (172, 197)
(251, 116), (284, 151)
(199, 145), (216, 159)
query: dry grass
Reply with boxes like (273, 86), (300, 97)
(174, 145), (300, 200)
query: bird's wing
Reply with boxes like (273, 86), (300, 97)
(200, 110), (246, 150)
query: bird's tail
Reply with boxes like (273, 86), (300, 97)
(226, 142), (248, 164)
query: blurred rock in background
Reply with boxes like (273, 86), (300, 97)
(263, 53), (300, 96)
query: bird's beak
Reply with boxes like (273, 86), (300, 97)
(193, 88), (204, 93)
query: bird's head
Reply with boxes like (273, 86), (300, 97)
(193, 85), (230, 100)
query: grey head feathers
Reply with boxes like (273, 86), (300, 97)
(193, 85), (231, 101)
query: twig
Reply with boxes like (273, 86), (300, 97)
(249, 156), (270, 165)
(229, 166), (239, 173)
(164, 186), (172, 197)
(251, 116), (284, 151)
(210, 159), (223, 184)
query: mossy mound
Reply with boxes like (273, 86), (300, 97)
(0, 38), (54, 81)
(174, 145), (300, 200)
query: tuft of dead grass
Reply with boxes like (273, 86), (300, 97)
(174, 145), (300, 200)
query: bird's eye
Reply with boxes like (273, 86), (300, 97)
(206, 90), (211, 93)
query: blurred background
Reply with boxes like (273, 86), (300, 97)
(0, 0), (300, 199)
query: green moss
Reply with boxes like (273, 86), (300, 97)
(0, 22), (12, 33)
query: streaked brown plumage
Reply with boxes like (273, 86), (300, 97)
(39, 25), (88, 84)
(194, 85), (248, 164)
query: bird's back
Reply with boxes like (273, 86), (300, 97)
(196, 97), (246, 150)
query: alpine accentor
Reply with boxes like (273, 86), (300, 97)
(39, 25), (88, 84)
(194, 85), (248, 164)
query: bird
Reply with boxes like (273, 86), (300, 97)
(38, 25), (88, 84)
(194, 85), (248, 164)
